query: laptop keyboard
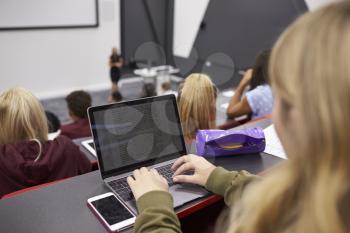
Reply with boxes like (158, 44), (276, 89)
(108, 163), (175, 201)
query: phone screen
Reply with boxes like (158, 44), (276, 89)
(91, 195), (133, 225)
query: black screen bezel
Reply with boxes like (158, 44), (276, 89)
(88, 94), (187, 179)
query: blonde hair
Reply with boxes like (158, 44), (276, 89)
(178, 73), (217, 139)
(226, 2), (350, 233)
(0, 87), (48, 144)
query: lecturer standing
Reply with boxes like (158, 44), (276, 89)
(109, 47), (123, 92)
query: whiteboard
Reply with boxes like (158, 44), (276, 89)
(0, 0), (98, 29)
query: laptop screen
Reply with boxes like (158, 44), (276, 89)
(88, 95), (187, 178)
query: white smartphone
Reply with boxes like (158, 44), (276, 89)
(87, 192), (136, 232)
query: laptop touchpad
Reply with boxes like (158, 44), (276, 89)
(170, 184), (210, 208)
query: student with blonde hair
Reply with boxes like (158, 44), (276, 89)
(0, 87), (91, 197)
(126, 2), (350, 233)
(177, 73), (217, 140)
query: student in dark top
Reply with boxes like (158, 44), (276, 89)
(60, 90), (92, 139)
(0, 87), (91, 197)
(109, 47), (123, 93)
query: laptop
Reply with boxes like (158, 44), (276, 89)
(88, 94), (209, 214)
(81, 139), (96, 157)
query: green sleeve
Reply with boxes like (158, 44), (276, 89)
(205, 167), (259, 207)
(134, 167), (258, 233)
(134, 191), (181, 233)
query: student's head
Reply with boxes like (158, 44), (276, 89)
(178, 73), (217, 140)
(249, 49), (271, 90)
(108, 90), (123, 103)
(270, 3), (350, 165)
(112, 47), (118, 55)
(0, 87), (48, 144)
(65, 90), (92, 120)
(226, 3), (350, 233)
(161, 82), (171, 92)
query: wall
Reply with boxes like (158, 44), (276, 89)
(173, 0), (209, 58)
(0, 0), (120, 99)
(305, 0), (339, 10)
(174, 0), (338, 59)
(0, 0), (339, 98)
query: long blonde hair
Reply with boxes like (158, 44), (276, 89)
(226, 2), (350, 233)
(0, 87), (48, 144)
(178, 73), (217, 140)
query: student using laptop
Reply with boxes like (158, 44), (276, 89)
(88, 94), (209, 214)
(127, 2), (350, 232)
(0, 88), (92, 197)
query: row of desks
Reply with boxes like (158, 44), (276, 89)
(0, 117), (283, 233)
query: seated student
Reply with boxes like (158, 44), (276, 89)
(0, 88), (91, 197)
(161, 82), (177, 96)
(177, 73), (217, 141)
(108, 90), (123, 103)
(126, 3), (350, 232)
(60, 90), (92, 139)
(226, 49), (273, 120)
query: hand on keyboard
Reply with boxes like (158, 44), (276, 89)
(154, 164), (175, 186)
(127, 167), (169, 201)
(172, 154), (216, 186)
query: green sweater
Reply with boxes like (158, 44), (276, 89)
(134, 167), (257, 233)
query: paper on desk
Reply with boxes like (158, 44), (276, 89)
(222, 90), (235, 98)
(263, 125), (287, 159)
(220, 103), (229, 109)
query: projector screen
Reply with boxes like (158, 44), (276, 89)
(0, 0), (98, 30)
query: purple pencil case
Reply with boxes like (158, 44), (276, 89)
(196, 127), (266, 157)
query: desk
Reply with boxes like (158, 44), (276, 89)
(0, 118), (282, 233)
(134, 65), (180, 94)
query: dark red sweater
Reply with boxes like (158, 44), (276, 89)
(0, 136), (92, 197)
(60, 118), (91, 140)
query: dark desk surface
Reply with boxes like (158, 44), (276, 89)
(0, 118), (281, 233)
